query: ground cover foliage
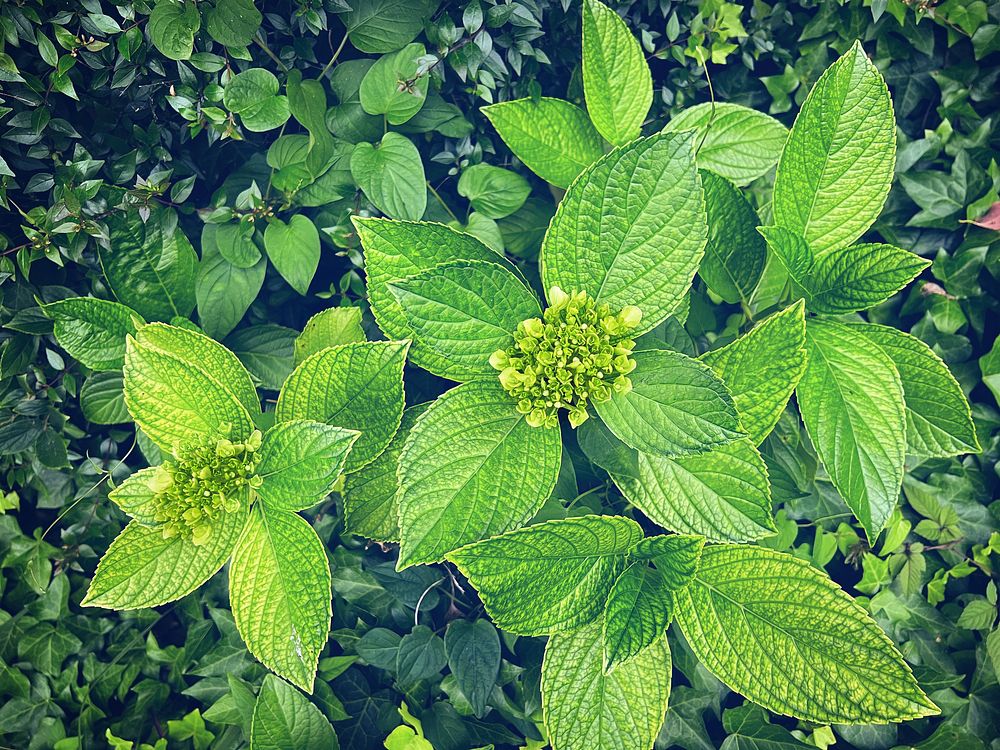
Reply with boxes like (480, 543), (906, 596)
(0, 0), (999, 749)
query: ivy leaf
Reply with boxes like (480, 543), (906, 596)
(354, 218), (508, 374)
(456, 164), (531, 220)
(205, 0), (261, 48)
(387, 259), (540, 382)
(43, 297), (142, 371)
(444, 620), (501, 719)
(250, 674), (339, 749)
(82, 509), (247, 610)
(482, 98), (604, 188)
(613, 437), (775, 542)
(264, 216), (321, 296)
(359, 43), (429, 125)
(674, 545), (938, 723)
(197, 225), (267, 339)
(256, 420), (359, 512)
(797, 319), (906, 541)
(230, 506), (332, 692)
(350, 133), (426, 220)
(595, 349), (745, 457)
(699, 171), (766, 306)
(581, 0), (652, 145)
(148, 0), (200, 61)
(851, 323), (980, 457)
(602, 562), (673, 670)
(103, 209), (198, 322)
(719, 705), (812, 750)
(542, 622), (670, 750)
(663, 102), (789, 185)
(223, 68), (290, 132)
(446, 515), (642, 634)
(343, 402), (429, 543)
(275, 340), (408, 473)
(701, 301), (807, 445)
(773, 41), (895, 256)
(398, 381), (562, 568)
(294, 307), (366, 366)
(541, 133), (707, 334)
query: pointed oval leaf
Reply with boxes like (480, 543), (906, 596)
(350, 132), (426, 220)
(445, 619), (501, 719)
(699, 171), (767, 306)
(250, 674), (339, 749)
(43, 297), (142, 371)
(108, 466), (162, 524)
(806, 243), (930, 314)
(603, 562), (673, 670)
(264, 215), (321, 296)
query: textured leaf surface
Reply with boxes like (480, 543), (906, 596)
(257, 420), (359, 512)
(355, 218), (507, 373)
(293, 307), (365, 365)
(124, 336), (255, 452)
(397, 381), (561, 568)
(342, 402), (428, 542)
(595, 349), (744, 457)
(772, 42), (895, 255)
(445, 620), (501, 718)
(541, 134), (706, 333)
(275, 341), (408, 473)
(250, 674), (339, 749)
(80, 371), (129, 424)
(483, 97), (604, 188)
(603, 563), (673, 670)
(543, 622), (670, 750)
(108, 467), (162, 524)
(148, 0), (199, 60)
(43, 297), (141, 371)
(83, 510), (246, 609)
(806, 244), (929, 314)
(798, 319), (905, 540)
(581, 0), (651, 145)
(230, 506), (332, 692)
(699, 171), (766, 305)
(701, 301), (806, 445)
(634, 534), (705, 590)
(388, 259), (540, 381)
(664, 102), (788, 185)
(614, 438), (775, 542)
(350, 132), (426, 220)
(447, 515), (642, 635)
(225, 324), (297, 391)
(852, 323), (979, 457)
(675, 545), (938, 724)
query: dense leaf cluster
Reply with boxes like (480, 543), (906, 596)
(1, 0), (999, 749)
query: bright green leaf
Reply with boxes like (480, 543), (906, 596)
(43, 297), (141, 371)
(264, 216), (321, 296)
(250, 674), (339, 749)
(350, 132), (426, 220)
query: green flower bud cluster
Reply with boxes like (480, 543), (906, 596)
(490, 287), (641, 429)
(151, 430), (263, 545)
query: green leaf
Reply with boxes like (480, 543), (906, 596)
(699, 171), (766, 306)
(805, 244), (929, 314)
(387, 259), (540, 382)
(482, 98), (604, 188)
(223, 68), (290, 132)
(43, 297), (141, 371)
(103, 209), (198, 321)
(359, 43), (429, 125)
(350, 132), (426, 220)
(83, 509), (246, 609)
(264, 216), (321, 296)
(108, 466), (162, 524)
(613, 437), (775, 542)
(206, 0), (261, 48)
(542, 622), (670, 750)
(256, 420), (359, 512)
(798, 319), (906, 540)
(447, 515), (642, 634)
(595, 349), (745, 457)
(772, 42), (895, 255)
(231, 506), (332, 692)
(80, 371), (129, 424)
(701, 301), (807, 445)
(663, 102), (789, 185)
(148, 0), (199, 60)
(444, 620), (501, 719)
(581, 0), (652, 145)
(275, 340), (408, 473)
(851, 323), (980, 457)
(719, 705), (812, 750)
(756, 225), (814, 289)
(354, 218), (509, 373)
(123, 331), (256, 452)
(398, 381), (562, 568)
(250, 674), (339, 749)
(541, 134), (706, 333)
(212, 223), (262, 269)
(396, 625), (446, 685)
(341, 0), (434, 53)
(225, 324), (297, 391)
(342, 402), (428, 543)
(294, 307), (366, 365)
(197, 226), (267, 339)
(456, 164), (531, 220)
(603, 562), (673, 670)
(674, 544), (938, 723)
(634, 533), (705, 589)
